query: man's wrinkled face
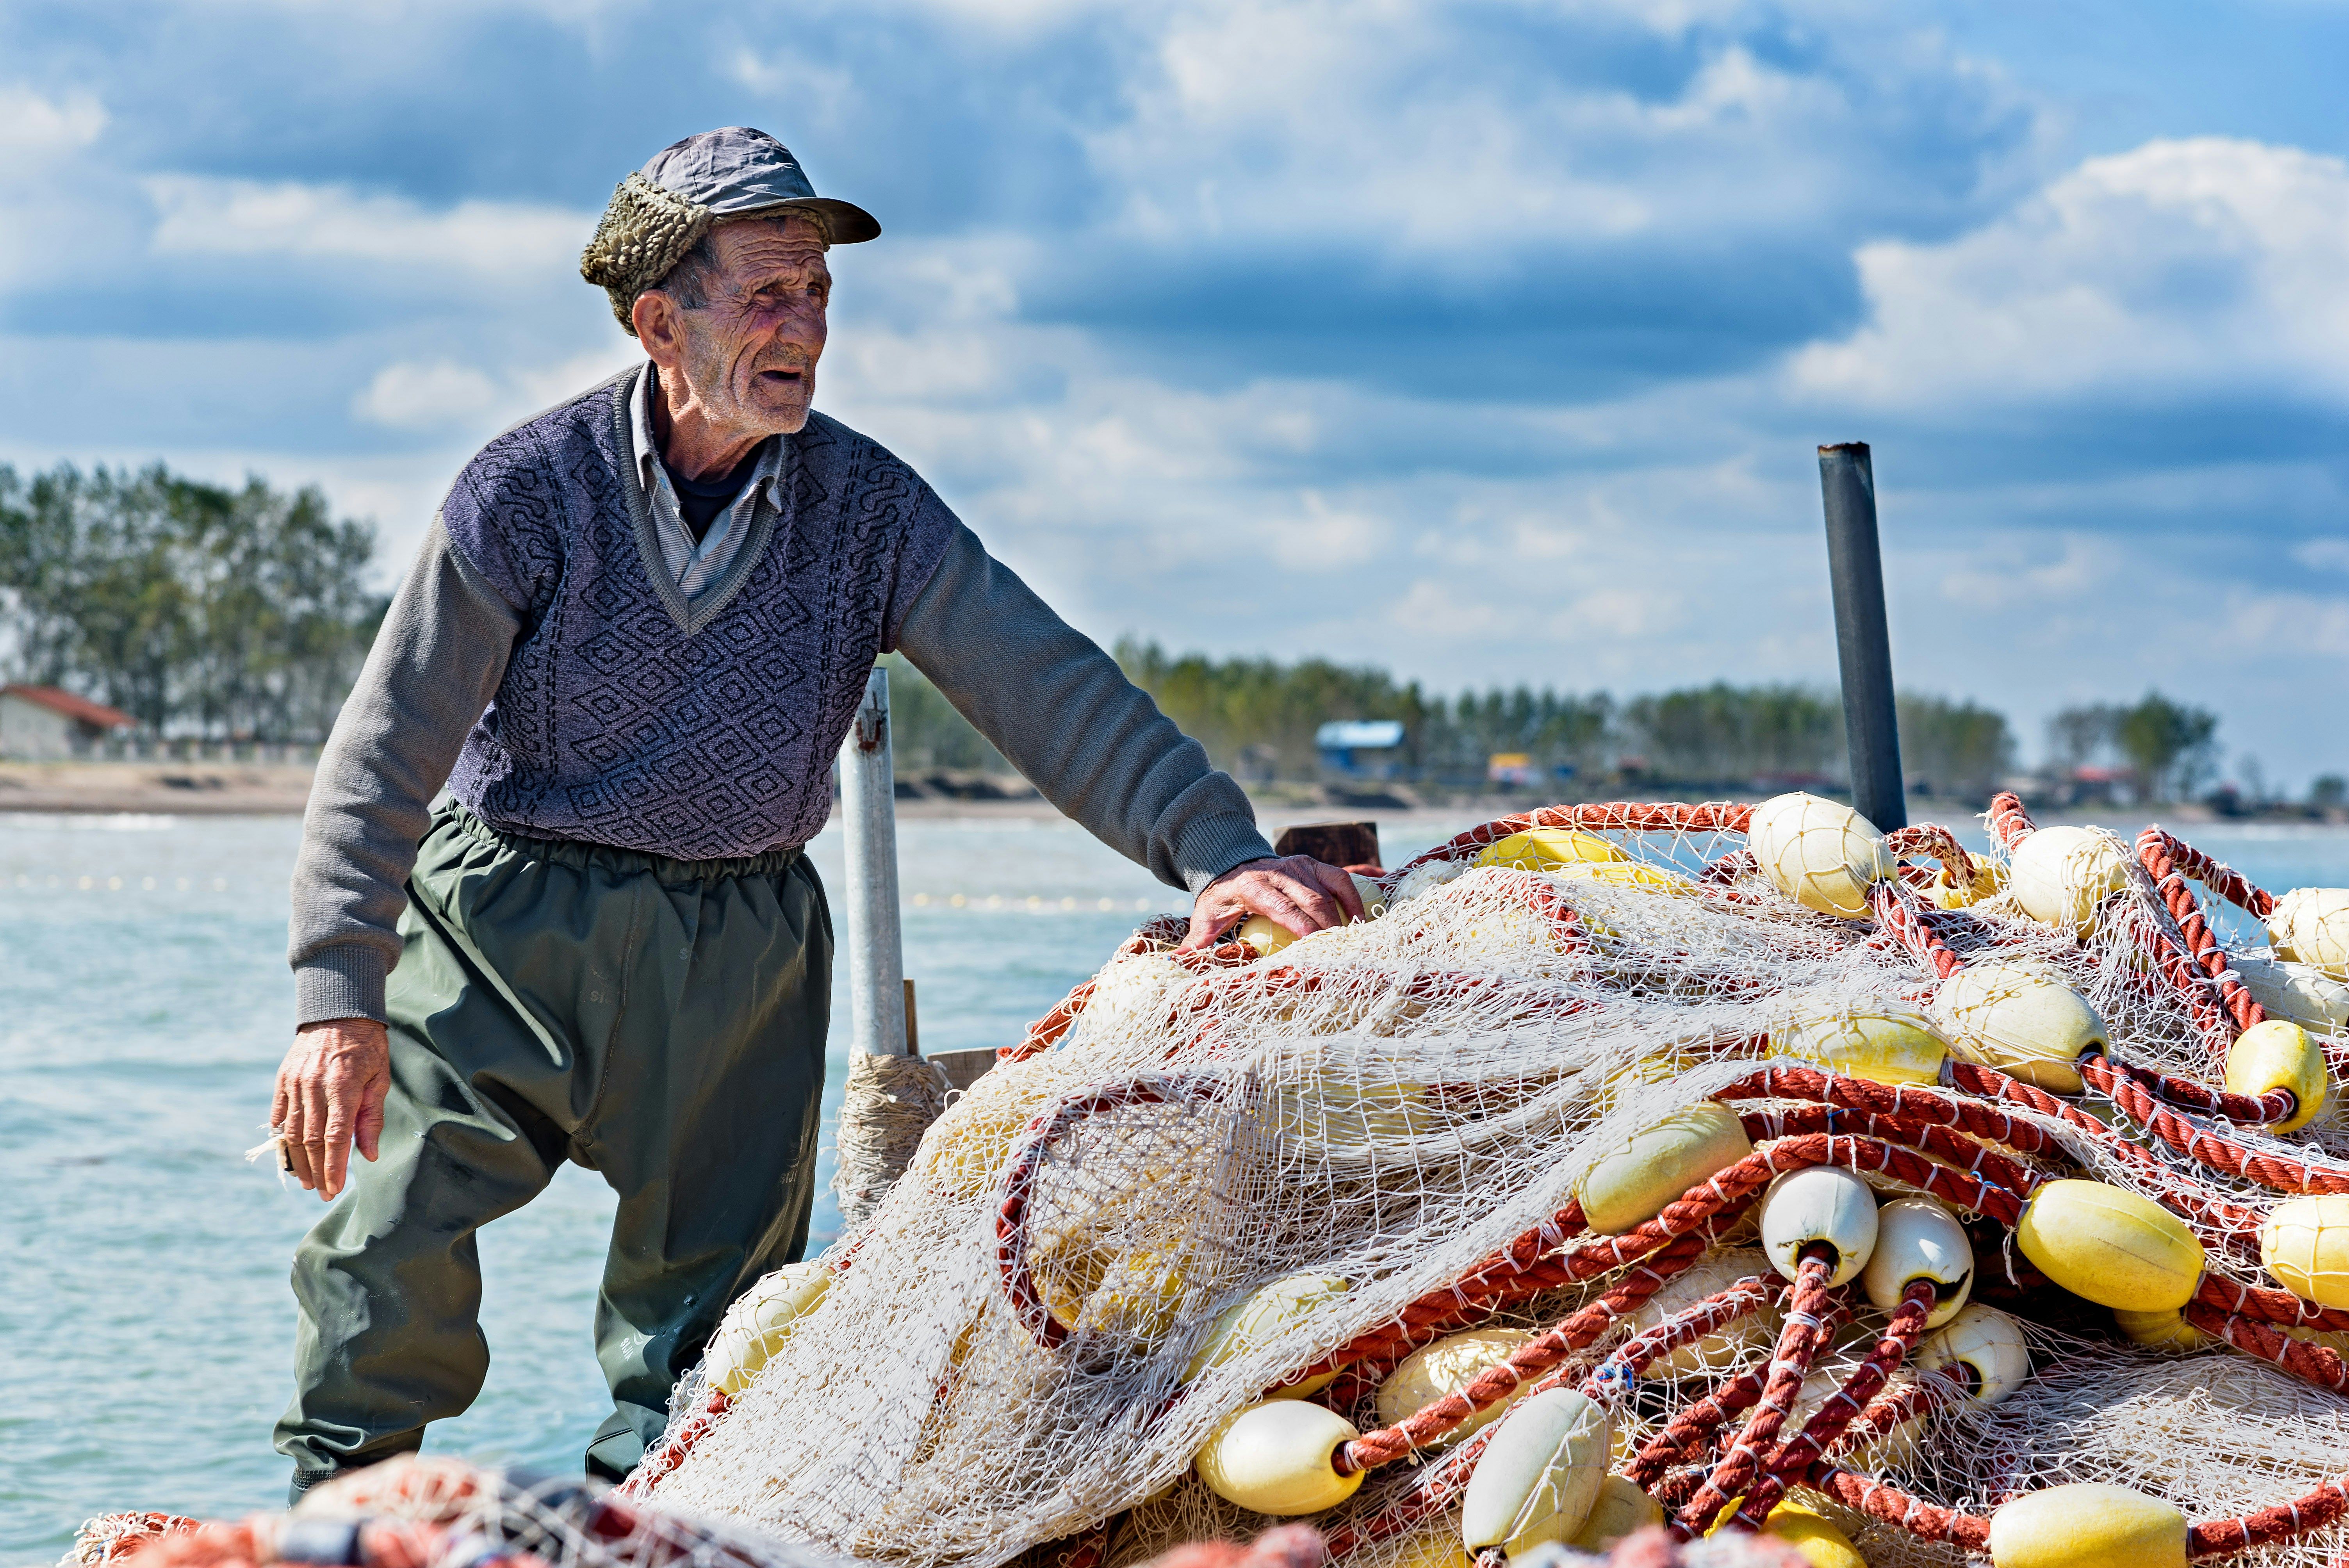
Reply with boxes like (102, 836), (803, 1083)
(657, 214), (831, 436)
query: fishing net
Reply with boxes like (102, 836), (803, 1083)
(73, 793), (2349, 1568)
(585, 794), (2349, 1568)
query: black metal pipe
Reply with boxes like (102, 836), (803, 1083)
(1818, 442), (1906, 830)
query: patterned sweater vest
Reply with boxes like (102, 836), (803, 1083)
(439, 369), (957, 859)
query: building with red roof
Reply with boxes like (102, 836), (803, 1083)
(0, 685), (137, 759)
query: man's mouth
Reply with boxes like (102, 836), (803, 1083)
(758, 368), (804, 385)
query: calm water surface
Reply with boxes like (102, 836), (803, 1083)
(6, 809), (2349, 1556)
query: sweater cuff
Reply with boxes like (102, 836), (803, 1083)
(1173, 812), (1278, 894)
(295, 947), (390, 1027)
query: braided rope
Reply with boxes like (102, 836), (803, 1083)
(1332, 1235), (1706, 1473)
(994, 1077), (1218, 1347)
(2079, 1051), (2294, 1127)
(2195, 1274), (2349, 1335)
(1808, 1468), (1991, 1550)
(1668, 1253), (1839, 1539)
(1986, 792), (2037, 851)
(1945, 1061), (2315, 1225)
(1716, 1066), (2063, 1156)
(1729, 1278), (1938, 1531)
(1869, 879), (1966, 980)
(2140, 828), (2270, 1039)
(1623, 1366), (1772, 1490)
(1306, 1130), (2019, 1387)
(618, 1386), (728, 1499)
(1733, 1102), (2047, 1202)
(1885, 823), (1976, 893)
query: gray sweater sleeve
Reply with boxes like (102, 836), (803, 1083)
(895, 526), (1274, 892)
(287, 517), (521, 1025)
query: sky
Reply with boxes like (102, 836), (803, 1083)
(4, 0), (2348, 784)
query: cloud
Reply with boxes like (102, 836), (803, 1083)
(353, 348), (631, 433)
(1788, 137), (2349, 412)
(145, 175), (589, 277)
(351, 361), (503, 430)
(0, 84), (106, 154)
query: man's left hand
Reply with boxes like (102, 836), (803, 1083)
(1182, 855), (1365, 950)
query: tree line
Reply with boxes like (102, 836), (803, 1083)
(889, 642), (2237, 807)
(0, 462), (384, 741)
(0, 459), (2249, 805)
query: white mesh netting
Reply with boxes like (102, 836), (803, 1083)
(76, 798), (2349, 1568)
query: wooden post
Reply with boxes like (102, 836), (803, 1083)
(1273, 820), (1383, 870)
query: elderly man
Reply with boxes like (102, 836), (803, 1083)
(272, 127), (1361, 1496)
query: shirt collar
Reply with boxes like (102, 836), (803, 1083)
(628, 362), (788, 508)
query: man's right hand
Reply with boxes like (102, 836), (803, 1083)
(273, 1018), (392, 1201)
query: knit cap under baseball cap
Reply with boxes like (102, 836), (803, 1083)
(579, 127), (880, 333)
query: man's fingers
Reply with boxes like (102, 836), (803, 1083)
(1274, 876), (1341, 933)
(302, 1076), (337, 1199)
(282, 1088), (317, 1191)
(1315, 862), (1367, 923)
(355, 1073), (389, 1164)
(322, 1078), (357, 1199)
(1254, 889), (1319, 939)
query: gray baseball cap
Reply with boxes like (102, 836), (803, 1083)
(581, 127), (879, 332)
(638, 127), (880, 243)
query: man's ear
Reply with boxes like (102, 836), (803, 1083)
(631, 290), (679, 361)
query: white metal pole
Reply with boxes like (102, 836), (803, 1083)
(839, 666), (909, 1057)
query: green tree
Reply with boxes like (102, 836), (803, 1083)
(0, 461), (384, 740)
(1898, 693), (2014, 801)
(2112, 691), (2220, 802)
(2046, 705), (2116, 773)
(1620, 684), (1843, 785)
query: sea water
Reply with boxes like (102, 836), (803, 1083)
(7, 811), (2349, 1556)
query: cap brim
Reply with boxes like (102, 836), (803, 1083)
(733, 195), (880, 244)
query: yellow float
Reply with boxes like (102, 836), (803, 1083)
(1182, 1273), (1352, 1394)
(2234, 954), (2349, 1033)
(2005, 825), (2128, 938)
(1556, 860), (1690, 893)
(1459, 1388), (1613, 1554)
(2222, 1018), (2327, 1133)
(1745, 792), (1894, 919)
(1928, 959), (2108, 1094)
(1193, 1401), (1362, 1515)
(2015, 1180), (2204, 1313)
(1565, 1476), (1662, 1552)
(1574, 1102), (1753, 1235)
(702, 1261), (831, 1397)
(1472, 829), (1627, 871)
(1375, 1329), (1534, 1447)
(1761, 1500), (1867, 1568)
(1759, 1166), (1879, 1286)
(2272, 887), (2349, 980)
(1622, 1248), (1775, 1378)
(1917, 1304), (2031, 1403)
(1985, 1482), (2187, 1568)
(2260, 1194), (2349, 1311)
(2111, 1307), (2212, 1351)
(1773, 1010), (1948, 1086)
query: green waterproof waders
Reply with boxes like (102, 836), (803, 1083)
(275, 804), (831, 1487)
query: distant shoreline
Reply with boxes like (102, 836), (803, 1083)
(0, 760), (2326, 829)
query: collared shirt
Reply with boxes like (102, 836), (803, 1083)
(627, 362), (787, 604)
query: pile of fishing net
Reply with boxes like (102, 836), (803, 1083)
(630, 792), (2349, 1568)
(70, 1459), (1811, 1568)
(71, 793), (2349, 1568)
